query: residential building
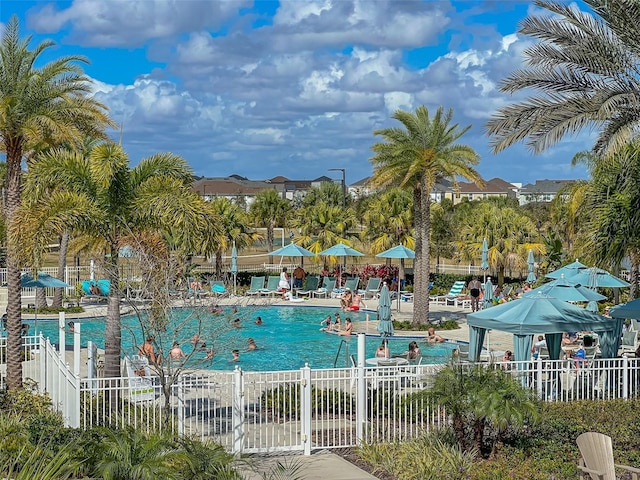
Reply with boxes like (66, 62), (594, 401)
(518, 179), (575, 205)
(445, 177), (518, 205)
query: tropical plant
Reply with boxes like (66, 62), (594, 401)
(15, 143), (219, 380)
(0, 16), (113, 389)
(249, 188), (292, 261)
(361, 187), (414, 253)
(575, 142), (640, 297)
(427, 365), (539, 458)
(91, 428), (187, 480)
(293, 201), (359, 270)
(301, 180), (346, 208)
(486, 0), (640, 157)
(209, 197), (259, 279)
(370, 105), (483, 324)
(456, 202), (545, 286)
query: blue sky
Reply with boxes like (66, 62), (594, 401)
(1, 0), (590, 186)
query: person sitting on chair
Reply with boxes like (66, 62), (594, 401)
(89, 283), (101, 295)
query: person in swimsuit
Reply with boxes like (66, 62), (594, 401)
(338, 317), (353, 336)
(468, 276), (482, 312)
(425, 327), (445, 344)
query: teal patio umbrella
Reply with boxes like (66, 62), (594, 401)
(231, 242), (238, 295)
(483, 277), (494, 310)
(319, 243), (364, 286)
(525, 275), (606, 303)
(546, 260), (589, 279)
(480, 238), (489, 283)
(375, 244), (415, 312)
(569, 267), (630, 289)
(526, 249), (536, 283)
(21, 272), (71, 333)
(377, 283), (394, 338)
(269, 243), (316, 291)
(610, 298), (640, 319)
(467, 293), (613, 362)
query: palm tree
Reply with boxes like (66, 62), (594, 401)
(576, 142), (640, 297)
(361, 188), (414, 254)
(208, 197), (258, 280)
(456, 203), (544, 286)
(15, 143), (216, 380)
(300, 181), (345, 208)
(0, 16), (113, 389)
(486, 0), (640, 157)
(370, 106), (483, 324)
(249, 189), (291, 262)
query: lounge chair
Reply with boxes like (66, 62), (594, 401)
(576, 431), (640, 480)
(332, 277), (359, 298)
(246, 276), (266, 296)
(430, 281), (466, 306)
(312, 276), (337, 299)
(259, 275), (281, 296)
(620, 331), (639, 355)
(81, 279), (109, 303)
(296, 276), (319, 298)
(123, 355), (156, 403)
(358, 277), (382, 300)
(210, 281), (226, 296)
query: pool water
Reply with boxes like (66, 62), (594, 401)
(30, 306), (456, 371)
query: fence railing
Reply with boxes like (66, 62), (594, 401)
(4, 333), (640, 455)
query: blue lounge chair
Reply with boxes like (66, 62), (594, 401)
(358, 277), (381, 300)
(246, 276), (266, 296)
(296, 276), (319, 298)
(312, 276), (337, 299)
(260, 276), (281, 296)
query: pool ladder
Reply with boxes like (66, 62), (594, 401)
(333, 339), (350, 368)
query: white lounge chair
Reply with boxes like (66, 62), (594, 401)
(577, 431), (640, 480)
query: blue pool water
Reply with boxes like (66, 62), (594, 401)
(29, 306), (456, 371)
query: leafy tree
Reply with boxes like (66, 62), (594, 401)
(301, 181), (346, 208)
(0, 16), (113, 389)
(249, 189), (291, 262)
(456, 203), (544, 286)
(486, 0), (640, 157)
(370, 106), (483, 324)
(428, 365), (539, 458)
(209, 197), (259, 280)
(14, 143), (218, 380)
(361, 187), (414, 254)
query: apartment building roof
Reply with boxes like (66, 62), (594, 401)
(520, 179), (574, 194)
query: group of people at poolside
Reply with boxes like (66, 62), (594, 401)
(462, 276), (535, 312)
(340, 287), (366, 311)
(321, 312), (353, 336)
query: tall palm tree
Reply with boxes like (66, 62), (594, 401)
(361, 188), (414, 254)
(0, 16), (113, 389)
(249, 189), (291, 262)
(15, 143), (216, 380)
(486, 0), (640, 157)
(370, 106), (482, 324)
(576, 142), (640, 297)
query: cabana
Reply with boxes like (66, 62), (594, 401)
(467, 293), (615, 362)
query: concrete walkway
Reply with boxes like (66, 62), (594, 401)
(238, 451), (377, 480)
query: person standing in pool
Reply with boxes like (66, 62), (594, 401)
(255, 316), (263, 325)
(231, 349), (240, 362)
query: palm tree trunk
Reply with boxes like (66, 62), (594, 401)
(215, 251), (223, 279)
(52, 231), (69, 308)
(4, 142), (23, 389)
(35, 288), (47, 309)
(413, 187), (428, 325)
(267, 224), (275, 264)
(629, 249), (640, 299)
(103, 248), (122, 381)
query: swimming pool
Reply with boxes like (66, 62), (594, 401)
(30, 306), (456, 371)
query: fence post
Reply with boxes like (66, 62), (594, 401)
(623, 355), (629, 399)
(232, 366), (244, 454)
(177, 374), (185, 437)
(536, 359), (543, 399)
(356, 334), (366, 445)
(39, 333), (47, 393)
(301, 364), (312, 455)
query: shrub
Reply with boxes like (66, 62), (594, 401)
(358, 432), (477, 480)
(393, 319), (460, 331)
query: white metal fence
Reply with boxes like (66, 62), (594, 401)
(3, 334), (640, 454)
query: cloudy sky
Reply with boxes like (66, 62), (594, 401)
(2, 0), (591, 186)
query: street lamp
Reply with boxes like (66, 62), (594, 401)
(328, 168), (346, 208)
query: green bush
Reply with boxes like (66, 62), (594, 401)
(393, 319), (460, 331)
(358, 432), (477, 480)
